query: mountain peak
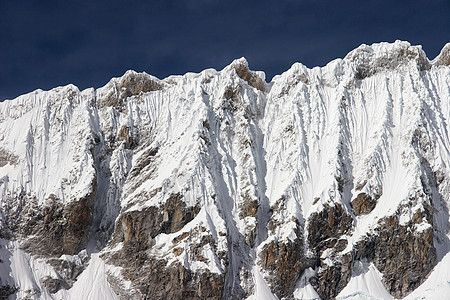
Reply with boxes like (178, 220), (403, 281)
(433, 42), (450, 66)
(344, 40), (431, 79)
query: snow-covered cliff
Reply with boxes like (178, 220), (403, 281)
(0, 40), (449, 299)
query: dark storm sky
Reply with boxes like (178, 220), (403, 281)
(1, 0), (449, 101)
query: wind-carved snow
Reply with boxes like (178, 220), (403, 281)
(0, 85), (97, 205)
(336, 260), (393, 300)
(0, 40), (449, 299)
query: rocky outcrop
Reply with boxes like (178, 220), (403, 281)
(306, 206), (436, 299)
(46, 254), (88, 287)
(109, 256), (224, 300)
(302, 204), (354, 298)
(41, 276), (70, 294)
(347, 206), (435, 298)
(19, 182), (96, 257)
(312, 255), (353, 299)
(239, 196), (259, 247)
(351, 193), (377, 215)
(101, 71), (163, 111)
(373, 214), (435, 297)
(0, 147), (19, 167)
(346, 41), (431, 80)
(259, 208), (317, 299)
(232, 60), (266, 92)
(117, 126), (134, 149)
(104, 193), (215, 298)
(114, 193), (200, 252)
(0, 180), (96, 293)
(307, 204), (353, 253)
(259, 238), (315, 299)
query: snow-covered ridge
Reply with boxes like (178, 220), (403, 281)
(0, 41), (449, 299)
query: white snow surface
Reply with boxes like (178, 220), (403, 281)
(336, 260), (393, 300)
(0, 40), (449, 299)
(0, 240), (117, 300)
(56, 253), (118, 300)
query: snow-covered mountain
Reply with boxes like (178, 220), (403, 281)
(0, 40), (449, 299)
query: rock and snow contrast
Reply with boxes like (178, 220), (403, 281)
(0, 40), (449, 299)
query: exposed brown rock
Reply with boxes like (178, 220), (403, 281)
(46, 257), (86, 287)
(259, 234), (316, 299)
(63, 194), (95, 255)
(349, 209), (436, 298)
(1, 185), (94, 290)
(303, 204), (355, 298)
(350, 44), (431, 80)
(115, 193), (200, 253)
(351, 193), (377, 216)
(0, 147), (19, 167)
(106, 242), (224, 300)
(172, 248), (184, 256)
(19, 180), (96, 257)
(260, 241), (278, 270)
(117, 125), (134, 149)
(312, 259), (352, 299)
(101, 71), (163, 111)
(223, 86), (240, 102)
(309, 205), (436, 299)
(412, 204), (433, 224)
(239, 195), (259, 247)
(172, 232), (190, 245)
(128, 147), (159, 178)
(355, 180), (367, 191)
(233, 62), (266, 92)
(277, 73), (309, 96)
(239, 199), (259, 219)
(307, 204), (353, 253)
(334, 238), (348, 252)
(104, 193), (220, 298)
(191, 235), (216, 265)
(133, 260), (224, 300)
(373, 215), (435, 298)
(267, 196), (286, 233)
(42, 276), (70, 294)
(260, 239), (303, 298)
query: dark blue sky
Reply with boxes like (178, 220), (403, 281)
(1, 0), (449, 101)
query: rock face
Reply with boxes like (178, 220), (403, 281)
(0, 285), (17, 299)
(307, 204), (353, 253)
(351, 193), (377, 216)
(259, 237), (316, 298)
(0, 41), (449, 299)
(116, 193), (200, 251)
(106, 255), (224, 300)
(374, 219), (435, 297)
(13, 181), (96, 257)
(100, 71), (163, 111)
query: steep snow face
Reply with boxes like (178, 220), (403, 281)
(0, 85), (98, 205)
(0, 41), (449, 299)
(265, 41), (449, 242)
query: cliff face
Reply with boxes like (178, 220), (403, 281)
(0, 41), (449, 299)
